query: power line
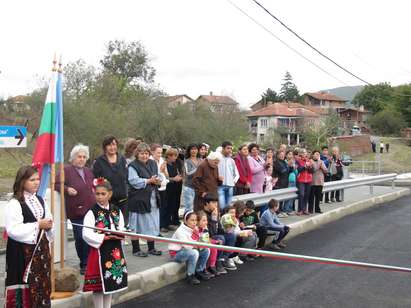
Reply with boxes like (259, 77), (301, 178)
(251, 0), (371, 85)
(226, 0), (348, 85)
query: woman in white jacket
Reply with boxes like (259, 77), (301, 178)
(168, 211), (210, 285)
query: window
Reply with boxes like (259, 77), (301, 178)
(278, 118), (289, 127)
(260, 119), (268, 128)
(259, 134), (265, 143)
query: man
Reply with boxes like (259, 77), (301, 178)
(320, 146), (331, 203)
(217, 141), (239, 210)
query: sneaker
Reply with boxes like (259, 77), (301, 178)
(267, 243), (282, 250)
(277, 242), (287, 248)
(160, 227), (169, 233)
(195, 270), (211, 281)
(148, 249), (162, 256)
(287, 211), (296, 216)
(278, 213), (288, 218)
(204, 269), (215, 278)
(223, 259), (237, 271)
(186, 274), (200, 285)
(330, 198), (336, 202)
(239, 255), (255, 262)
(133, 251), (148, 257)
(232, 256), (244, 265)
(216, 261), (228, 274)
(208, 267), (220, 276)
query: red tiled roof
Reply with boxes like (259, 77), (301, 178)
(247, 102), (319, 117)
(164, 95), (194, 102)
(197, 95), (239, 105)
(306, 92), (347, 102)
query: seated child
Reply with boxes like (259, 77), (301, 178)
(241, 200), (267, 249)
(260, 199), (290, 250)
(169, 211), (211, 285)
(221, 205), (256, 264)
(83, 179), (128, 308)
(196, 210), (221, 277)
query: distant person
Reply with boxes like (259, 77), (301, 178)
(264, 148), (275, 168)
(380, 142), (384, 154)
(320, 146), (331, 203)
(371, 141), (376, 153)
(308, 150), (328, 214)
(182, 144), (201, 212)
(385, 143), (390, 153)
(124, 138), (139, 166)
(217, 141), (239, 210)
(329, 147), (346, 202)
(234, 144), (253, 195)
(248, 143), (266, 194)
(296, 149), (313, 215)
(199, 143), (209, 160)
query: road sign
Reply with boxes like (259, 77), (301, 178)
(0, 126), (27, 148)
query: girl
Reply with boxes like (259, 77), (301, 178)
(196, 211), (219, 277)
(182, 144), (201, 211)
(83, 178), (128, 308)
(5, 166), (54, 308)
(169, 211), (211, 285)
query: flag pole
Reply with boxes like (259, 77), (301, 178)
(50, 55), (58, 295)
(58, 56), (65, 269)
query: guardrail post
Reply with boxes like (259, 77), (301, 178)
(370, 184), (374, 194)
(392, 179), (395, 189)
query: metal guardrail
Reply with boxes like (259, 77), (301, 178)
(232, 173), (397, 206)
(349, 160), (381, 176)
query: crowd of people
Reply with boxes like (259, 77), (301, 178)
(4, 135), (349, 307)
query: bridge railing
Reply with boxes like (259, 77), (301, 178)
(232, 173), (397, 207)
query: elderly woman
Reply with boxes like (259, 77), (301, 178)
(247, 143), (266, 194)
(124, 138), (139, 166)
(55, 144), (95, 274)
(234, 144), (252, 195)
(93, 135), (128, 224)
(5, 166), (54, 307)
(192, 151), (223, 211)
(128, 143), (162, 257)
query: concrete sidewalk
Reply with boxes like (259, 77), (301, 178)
(0, 185), (408, 307)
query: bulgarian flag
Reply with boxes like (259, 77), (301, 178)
(32, 64), (64, 198)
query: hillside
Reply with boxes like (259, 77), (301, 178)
(321, 85), (364, 103)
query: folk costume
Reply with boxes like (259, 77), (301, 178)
(5, 192), (54, 308)
(83, 203), (128, 295)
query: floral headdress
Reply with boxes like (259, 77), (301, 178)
(93, 177), (108, 188)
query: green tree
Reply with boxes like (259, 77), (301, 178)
(64, 59), (96, 100)
(302, 113), (341, 148)
(367, 108), (406, 135)
(279, 71), (300, 101)
(392, 85), (411, 126)
(352, 82), (393, 114)
(261, 88), (279, 103)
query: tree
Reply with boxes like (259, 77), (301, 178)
(279, 71), (300, 101)
(64, 59), (96, 100)
(261, 88), (279, 104)
(367, 108), (406, 135)
(100, 40), (155, 85)
(303, 113), (341, 148)
(392, 84), (411, 126)
(352, 82), (393, 114)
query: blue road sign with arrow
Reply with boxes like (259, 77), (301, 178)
(0, 126), (27, 148)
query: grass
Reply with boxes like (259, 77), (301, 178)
(352, 138), (411, 174)
(0, 149), (32, 194)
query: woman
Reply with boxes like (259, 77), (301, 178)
(265, 148), (275, 168)
(192, 151), (223, 211)
(164, 148), (183, 231)
(150, 144), (169, 233)
(296, 149), (313, 215)
(283, 150), (298, 214)
(128, 143), (162, 257)
(182, 144), (201, 211)
(124, 138), (139, 166)
(308, 150), (328, 214)
(55, 144), (95, 275)
(329, 147), (346, 202)
(247, 143), (266, 194)
(93, 135), (128, 225)
(5, 166), (54, 308)
(234, 144), (252, 195)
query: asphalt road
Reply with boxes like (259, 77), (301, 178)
(115, 195), (411, 308)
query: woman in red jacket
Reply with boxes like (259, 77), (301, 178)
(234, 144), (252, 195)
(296, 149), (313, 215)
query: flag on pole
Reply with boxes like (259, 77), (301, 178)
(32, 61), (64, 198)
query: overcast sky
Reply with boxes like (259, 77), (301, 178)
(0, 0), (410, 108)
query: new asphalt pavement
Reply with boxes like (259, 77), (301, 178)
(115, 194), (411, 308)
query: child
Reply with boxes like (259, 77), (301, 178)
(241, 200), (267, 249)
(196, 210), (220, 277)
(264, 165), (277, 192)
(169, 211), (211, 285)
(83, 178), (127, 308)
(260, 199), (290, 250)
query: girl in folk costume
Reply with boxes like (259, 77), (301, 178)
(83, 178), (128, 308)
(5, 166), (54, 308)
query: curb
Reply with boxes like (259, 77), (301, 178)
(52, 187), (410, 307)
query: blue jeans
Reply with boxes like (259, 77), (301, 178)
(173, 248), (210, 275)
(283, 182), (296, 213)
(297, 182), (311, 212)
(182, 185), (195, 212)
(212, 233), (237, 260)
(70, 217), (89, 268)
(218, 185), (234, 211)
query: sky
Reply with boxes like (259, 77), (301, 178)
(0, 0), (410, 108)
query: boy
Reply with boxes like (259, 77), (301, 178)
(260, 199), (290, 250)
(240, 200), (267, 249)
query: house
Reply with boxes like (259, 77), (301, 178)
(247, 102), (319, 145)
(164, 95), (194, 108)
(5, 95), (31, 112)
(304, 92), (347, 110)
(195, 92), (239, 112)
(337, 106), (370, 133)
